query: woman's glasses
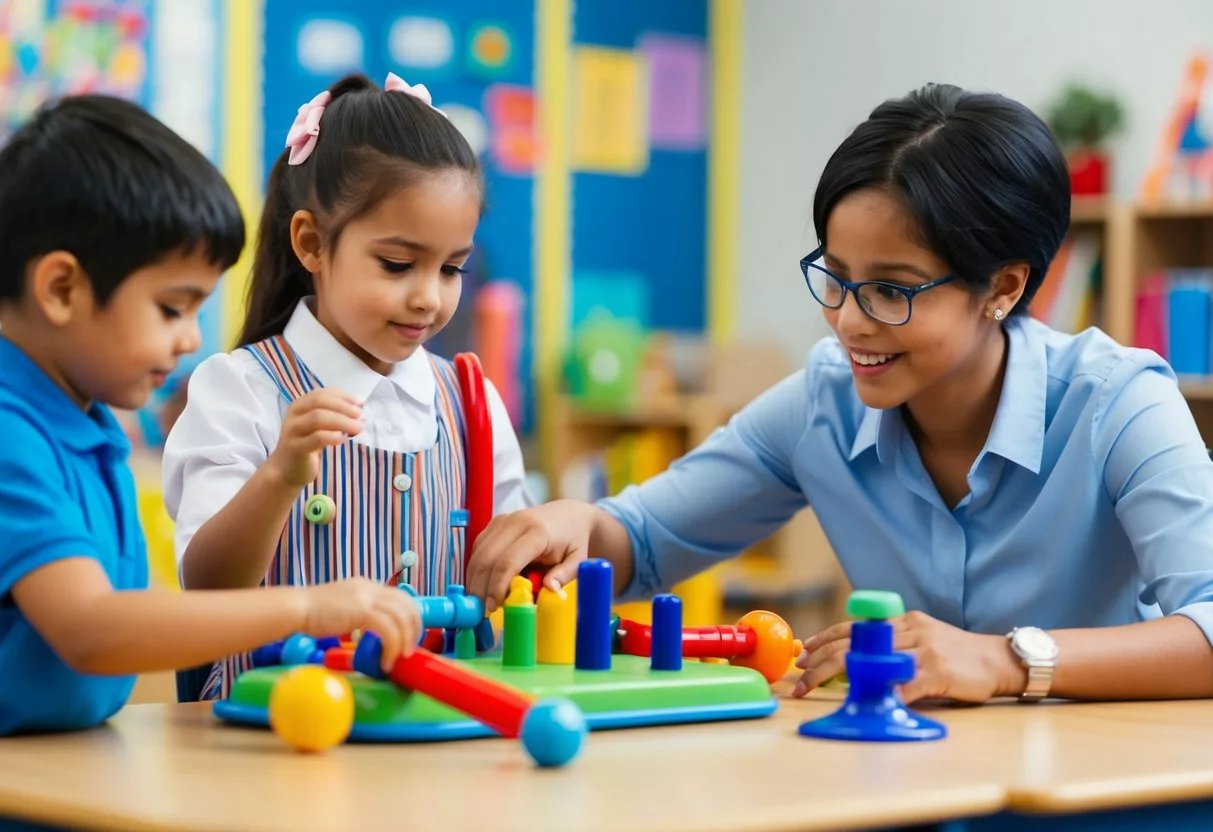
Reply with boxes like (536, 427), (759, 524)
(800, 246), (956, 326)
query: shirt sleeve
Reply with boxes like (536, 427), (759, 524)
(161, 352), (283, 576)
(0, 408), (100, 597)
(485, 378), (534, 514)
(1095, 353), (1213, 645)
(600, 368), (812, 601)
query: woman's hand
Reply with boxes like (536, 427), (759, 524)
(792, 610), (1025, 703)
(465, 500), (608, 613)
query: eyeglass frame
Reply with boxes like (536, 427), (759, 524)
(799, 245), (958, 326)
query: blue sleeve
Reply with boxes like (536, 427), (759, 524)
(0, 408), (99, 597)
(599, 367), (812, 601)
(1094, 355), (1213, 645)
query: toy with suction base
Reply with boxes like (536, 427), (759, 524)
(798, 590), (946, 742)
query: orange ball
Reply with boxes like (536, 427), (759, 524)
(269, 666), (355, 753)
(731, 610), (803, 684)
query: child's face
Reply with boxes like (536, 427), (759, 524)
(820, 188), (996, 412)
(312, 170), (479, 374)
(61, 253), (218, 410)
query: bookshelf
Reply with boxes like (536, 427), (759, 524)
(1100, 199), (1213, 439)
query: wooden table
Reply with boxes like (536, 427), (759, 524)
(0, 689), (1212, 832)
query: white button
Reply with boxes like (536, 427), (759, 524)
(400, 550), (418, 569)
(393, 473), (413, 492)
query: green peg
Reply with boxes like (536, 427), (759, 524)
(846, 590), (905, 621)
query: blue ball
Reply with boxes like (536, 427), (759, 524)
(519, 698), (587, 767)
(281, 634), (318, 666)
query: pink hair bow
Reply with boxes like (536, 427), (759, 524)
(285, 90), (331, 165)
(384, 72), (446, 117)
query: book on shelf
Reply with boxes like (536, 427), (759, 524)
(1134, 268), (1213, 377)
(1031, 229), (1101, 333)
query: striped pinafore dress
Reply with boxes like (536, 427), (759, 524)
(199, 335), (470, 700)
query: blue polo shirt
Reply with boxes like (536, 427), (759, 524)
(0, 336), (147, 735)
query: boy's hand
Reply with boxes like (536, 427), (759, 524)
(465, 500), (601, 612)
(267, 390), (363, 488)
(301, 578), (420, 673)
(791, 610), (1020, 703)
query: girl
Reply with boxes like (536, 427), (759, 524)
(163, 73), (531, 700)
(466, 83), (1213, 705)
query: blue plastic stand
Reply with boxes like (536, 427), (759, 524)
(798, 618), (946, 743)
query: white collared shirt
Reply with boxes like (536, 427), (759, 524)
(162, 299), (532, 570)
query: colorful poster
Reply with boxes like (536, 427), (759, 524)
(485, 82), (536, 174)
(0, 0), (152, 144)
(638, 33), (705, 150)
(572, 45), (648, 175)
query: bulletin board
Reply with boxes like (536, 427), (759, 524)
(262, 0), (538, 428)
(569, 0), (709, 335)
(0, 0), (153, 143)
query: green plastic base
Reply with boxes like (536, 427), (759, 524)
(215, 654), (778, 742)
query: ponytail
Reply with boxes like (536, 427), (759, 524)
(237, 151), (312, 346)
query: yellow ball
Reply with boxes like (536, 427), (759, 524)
(269, 666), (354, 753)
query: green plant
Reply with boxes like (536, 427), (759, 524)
(1044, 83), (1126, 151)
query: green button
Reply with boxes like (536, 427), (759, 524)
(304, 494), (336, 525)
(846, 590), (905, 620)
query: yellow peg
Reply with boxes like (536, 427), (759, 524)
(536, 580), (577, 665)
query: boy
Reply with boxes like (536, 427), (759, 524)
(0, 95), (418, 735)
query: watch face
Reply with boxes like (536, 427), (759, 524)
(1014, 627), (1059, 661)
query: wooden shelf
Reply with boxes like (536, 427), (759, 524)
(558, 394), (714, 428)
(1180, 382), (1213, 401)
(1134, 200), (1213, 220)
(1099, 200), (1213, 442)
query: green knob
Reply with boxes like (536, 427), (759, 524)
(304, 494), (336, 526)
(846, 590), (905, 620)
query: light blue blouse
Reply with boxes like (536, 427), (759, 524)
(601, 316), (1213, 643)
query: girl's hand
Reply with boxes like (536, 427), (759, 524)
(464, 500), (601, 613)
(267, 390), (363, 488)
(301, 578), (421, 674)
(792, 610), (1024, 703)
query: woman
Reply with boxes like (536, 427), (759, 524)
(467, 83), (1213, 704)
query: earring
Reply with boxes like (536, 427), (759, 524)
(992, 308), (1005, 321)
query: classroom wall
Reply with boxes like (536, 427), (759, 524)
(735, 0), (1213, 364)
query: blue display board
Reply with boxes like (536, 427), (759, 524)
(263, 0), (536, 427)
(571, 0), (708, 335)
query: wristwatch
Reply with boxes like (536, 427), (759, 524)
(1006, 626), (1059, 702)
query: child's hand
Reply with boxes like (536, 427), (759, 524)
(267, 390), (363, 488)
(465, 500), (600, 612)
(791, 611), (1021, 703)
(301, 578), (420, 673)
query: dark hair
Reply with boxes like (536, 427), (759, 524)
(0, 95), (244, 305)
(812, 83), (1070, 316)
(239, 73), (482, 346)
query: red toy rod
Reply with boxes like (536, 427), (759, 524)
(351, 634), (534, 739)
(389, 649), (533, 738)
(617, 620), (758, 659)
(455, 353), (493, 568)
